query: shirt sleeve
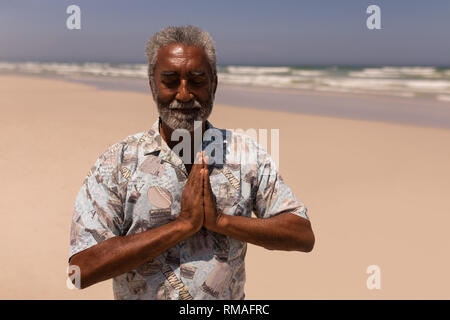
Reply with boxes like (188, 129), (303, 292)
(252, 142), (309, 220)
(69, 143), (126, 261)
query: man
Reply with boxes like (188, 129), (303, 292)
(68, 25), (314, 300)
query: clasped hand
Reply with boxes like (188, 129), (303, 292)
(178, 151), (222, 233)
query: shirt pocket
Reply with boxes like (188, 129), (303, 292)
(146, 185), (177, 227)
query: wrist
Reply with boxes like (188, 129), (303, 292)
(174, 218), (199, 238)
(211, 211), (228, 233)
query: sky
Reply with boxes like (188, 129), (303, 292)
(0, 0), (449, 66)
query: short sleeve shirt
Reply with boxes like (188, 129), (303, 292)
(69, 117), (309, 300)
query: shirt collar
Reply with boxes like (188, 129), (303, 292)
(142, 117), (219, 171)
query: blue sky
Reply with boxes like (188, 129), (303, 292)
(0, 0), (449, 65)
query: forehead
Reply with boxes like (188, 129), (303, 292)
(155, 43), (210, 72)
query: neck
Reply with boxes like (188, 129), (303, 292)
(159, 119), (206, 161)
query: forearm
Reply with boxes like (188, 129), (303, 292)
(69, 220), (193, 289)
(214, 212), (315, 252)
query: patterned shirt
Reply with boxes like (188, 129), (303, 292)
(69, 117), (309, 300)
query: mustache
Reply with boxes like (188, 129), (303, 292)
(168, 99), (202, 110)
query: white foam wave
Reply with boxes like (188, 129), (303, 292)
(291, 70), (325, 77)
(437, 95), (450, 102)
(227, 66), (291, 74)
(349, 67), (440, 79)
(319, 77), (450, 92)
(2, 62), (450, 101)
(0, 62), (148, 78)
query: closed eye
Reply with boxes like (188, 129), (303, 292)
(162, 79), (179, 88)
(190, 78), (206, 86)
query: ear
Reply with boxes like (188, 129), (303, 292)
(149, 80), (154, 94)
(212, 74), (218, 95)
(149, 81), (157, 101)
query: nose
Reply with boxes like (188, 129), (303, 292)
(175, 79), (194, 103)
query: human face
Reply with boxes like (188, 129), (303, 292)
(152, 43), (217, 131)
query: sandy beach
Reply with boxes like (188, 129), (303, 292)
(1, 74), (449, 299)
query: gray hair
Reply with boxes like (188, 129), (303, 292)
(145, 25), (217, 97)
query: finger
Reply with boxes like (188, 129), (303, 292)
(199, 168), (206, 198)
(201, 169), (207, 196)
(203, 166), (212, 193)
(192, 169), (202, 196)
(196, 152), (205, 173)
(189, 152), (202, 179)
(203, 169), (215, 208)
(194, 151), (203, 165)
(193, 154), (205, 188)
(200, 151), (205, 167)
(200, 150), (210, 170)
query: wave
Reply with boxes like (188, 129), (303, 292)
(437, 95), (450, 102)
(348, 67), (443, 79)
(227, 66), (291, 74)
(0, 62), (148, 78)
(1, 62), (450, 102)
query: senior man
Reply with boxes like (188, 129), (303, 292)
(68, 25), (314, 300)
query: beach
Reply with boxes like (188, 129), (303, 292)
(1, 74), (450, 299)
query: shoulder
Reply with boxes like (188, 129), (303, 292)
(89, 131), (148, 183)
(219, 127), (272, 167)
(214, 127), (276, 186)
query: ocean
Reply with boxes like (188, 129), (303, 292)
(1, 62), (450, 103)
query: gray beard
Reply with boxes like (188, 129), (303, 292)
(156, 93), (214, 131)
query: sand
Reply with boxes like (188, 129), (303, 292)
(1, 75), (449, 299)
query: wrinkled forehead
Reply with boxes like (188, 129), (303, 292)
(155, 43), (211, 74)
